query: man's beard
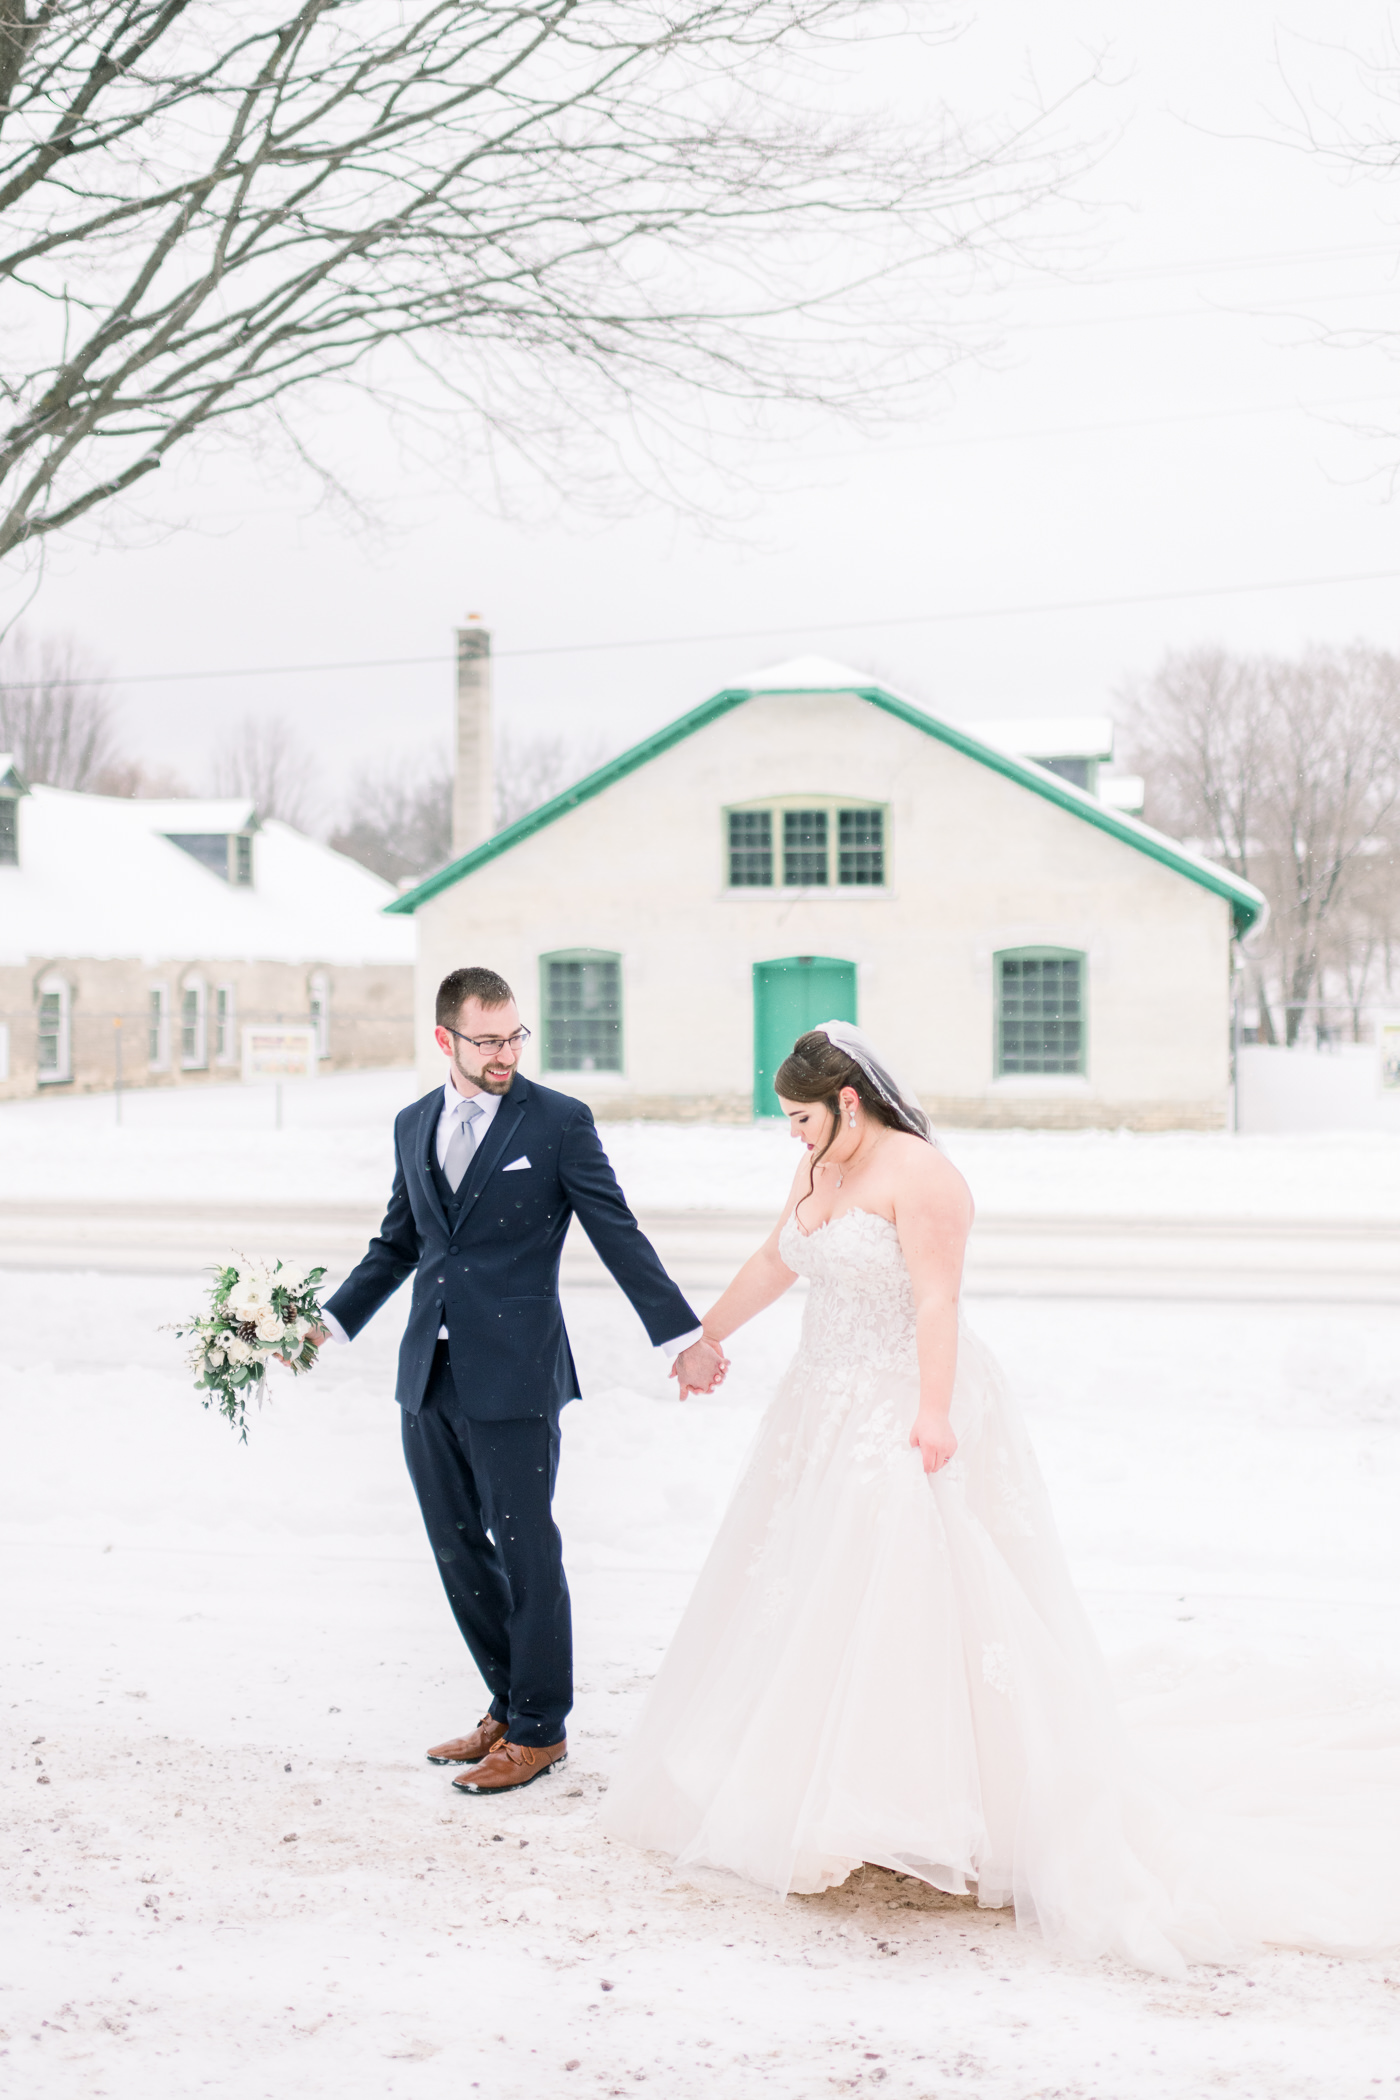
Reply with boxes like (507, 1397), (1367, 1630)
(456, 1054), (512, 1095)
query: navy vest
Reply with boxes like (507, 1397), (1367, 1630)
(429, 1142), (471, 1228)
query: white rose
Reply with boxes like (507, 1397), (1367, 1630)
(255, 1314), (285, 1343)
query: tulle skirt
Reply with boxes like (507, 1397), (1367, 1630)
(601, 1320), (1400, 1974)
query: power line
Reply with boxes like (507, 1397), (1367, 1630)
(6, 562), (1400, 695)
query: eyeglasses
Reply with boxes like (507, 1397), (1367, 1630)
(442, 1025), (532, 1054)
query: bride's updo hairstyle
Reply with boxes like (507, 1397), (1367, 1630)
(776, 1031), (927, 1224)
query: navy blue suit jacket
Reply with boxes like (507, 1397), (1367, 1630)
(324, 1073), (698, 1421)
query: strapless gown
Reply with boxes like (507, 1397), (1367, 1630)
(601, 1209), (1400, 1973)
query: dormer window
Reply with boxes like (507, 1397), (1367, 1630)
(0, 755), (28, 866)
(165, 830), (255, 883)
(726, 799), (886, 889)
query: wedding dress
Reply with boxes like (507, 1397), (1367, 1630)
(602, 1206), (1400, 1973)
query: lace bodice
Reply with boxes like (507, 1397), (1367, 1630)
(779, 1208), (918, 1379)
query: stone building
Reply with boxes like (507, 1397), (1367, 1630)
(0, 760), (414, 1100)
(387, 646), (1263, 1131)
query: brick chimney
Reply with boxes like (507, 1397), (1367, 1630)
(452, 615), (494, 855)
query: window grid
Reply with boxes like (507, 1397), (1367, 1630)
(214, 986), (236, 1063)
(0, 799), (16, 865)
(838, 808), (884, 886)
(232, 833), (253, 885)
(728, 809), (773, 886)
(997, 953), (1084, 1076)
(783, 809), (829, 887)
(37, 991), (63, 1074)
(727, 805), (885, 888)
(181, 983), (206, 1068)
(543, 955), (622, 1073)
(148, 986), (168, 1068)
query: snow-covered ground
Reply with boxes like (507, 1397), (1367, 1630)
(7, 1066), (1400, 1218)
(3, 1079), (1400, 2095)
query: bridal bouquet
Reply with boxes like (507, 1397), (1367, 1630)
(173, 1256), (327, 1441)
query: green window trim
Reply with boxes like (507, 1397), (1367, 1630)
(541, 950), (623, 1074)
(995, 948), (1086, 1078)
(724, 800), (886, 890)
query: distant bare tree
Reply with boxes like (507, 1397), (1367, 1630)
(88, 756), (191, 797)
(1125, 645), (1400, 1042)
(210, 714), (316, 829)
(332, 729), (609, 882)
(0, 2), (1083, 562)
(331, 751), (453, 885)
(494, 729), (608, 831)
(0, 624), (118, 786)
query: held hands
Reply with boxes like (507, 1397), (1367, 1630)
(910, 1409), (958, 1475)
(671, 1336), (730, 1401)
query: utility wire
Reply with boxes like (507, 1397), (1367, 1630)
(5, 563), (1400, 694)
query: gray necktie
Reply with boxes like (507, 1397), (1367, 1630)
(443, 1098), (484, 1192)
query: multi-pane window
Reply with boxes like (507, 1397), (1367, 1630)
(783, 810), (829, 887)
(838, 808), (884, 885)
(148, 985), (169, 1068)
(214, 985), (236, 1063)
(726, 804), (885, 888)
(728, 810), (773, 886)
(232, 833), (253, 885)
(181, 980), (206, 1068)
(996, 951), (1085, 1076)
(542, 952), (623, 1073)
(308, 972), (330, 1057)
(0, 797), (16, 864)
(37, 987), (67, 1080)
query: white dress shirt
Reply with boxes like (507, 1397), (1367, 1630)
(322, 1072), (701, 1364)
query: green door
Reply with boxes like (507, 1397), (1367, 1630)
(752, 956), (857, 1118)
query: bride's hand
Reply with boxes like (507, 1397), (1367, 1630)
(910, 1410), (957, 1474)
(671, 1337), (729, 1400)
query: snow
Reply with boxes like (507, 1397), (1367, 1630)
(7, 1067), (1400, 1221)
(4, 1079), (1400, 2095)
(0, 788), (414, 965)
(964, 716), (1116, 761)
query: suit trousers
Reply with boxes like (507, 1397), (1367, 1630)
(401, 1342), (571, 1748)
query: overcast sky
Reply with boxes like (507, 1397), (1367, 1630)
(9, 0), (1400, 824)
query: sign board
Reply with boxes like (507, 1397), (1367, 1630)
(1381, 1018), (1400, 1093)
(241, 1023), (318, 1084)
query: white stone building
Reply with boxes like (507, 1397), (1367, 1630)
(390, 652), (1264, 1129)
(0, 762), (414, 1099)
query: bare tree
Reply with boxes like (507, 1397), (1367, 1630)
(494, 728), (608, 830)
(209, 713), (316, 828)
(1125, 645), (1400, 1043)
(0, 2), (1080, 562)
(0, 622), (119, 785)
(330, 749), (452, 884)
(88, 755), (190, 795)
(332, 728), (609, 881)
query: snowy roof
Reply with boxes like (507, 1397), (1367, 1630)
(388, 661), (1266, 936)
(969, 716), (1115, 763)
(0, 784), (416, 966)
(0, 752), (28, 792)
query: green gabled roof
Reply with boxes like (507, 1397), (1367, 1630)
(387, 668), (1266, 936)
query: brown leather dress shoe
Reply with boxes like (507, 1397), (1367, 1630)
(426, 1714), (508, 1765)
(451, 1738), (567, 1794)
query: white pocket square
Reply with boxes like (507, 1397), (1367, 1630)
(502, 1155), (532, 1172)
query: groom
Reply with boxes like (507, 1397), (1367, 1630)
(319, 966), (723, 1795)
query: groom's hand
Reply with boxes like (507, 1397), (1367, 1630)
(671, 1337), (728, 1401)
(277, 1323), (329, 1366)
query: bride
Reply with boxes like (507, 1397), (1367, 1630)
(602, 1023), (1399, 1973)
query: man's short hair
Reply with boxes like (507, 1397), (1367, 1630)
(436, 967), (515, 1028)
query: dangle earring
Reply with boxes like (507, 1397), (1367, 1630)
(848, 1108), (857, 1127)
